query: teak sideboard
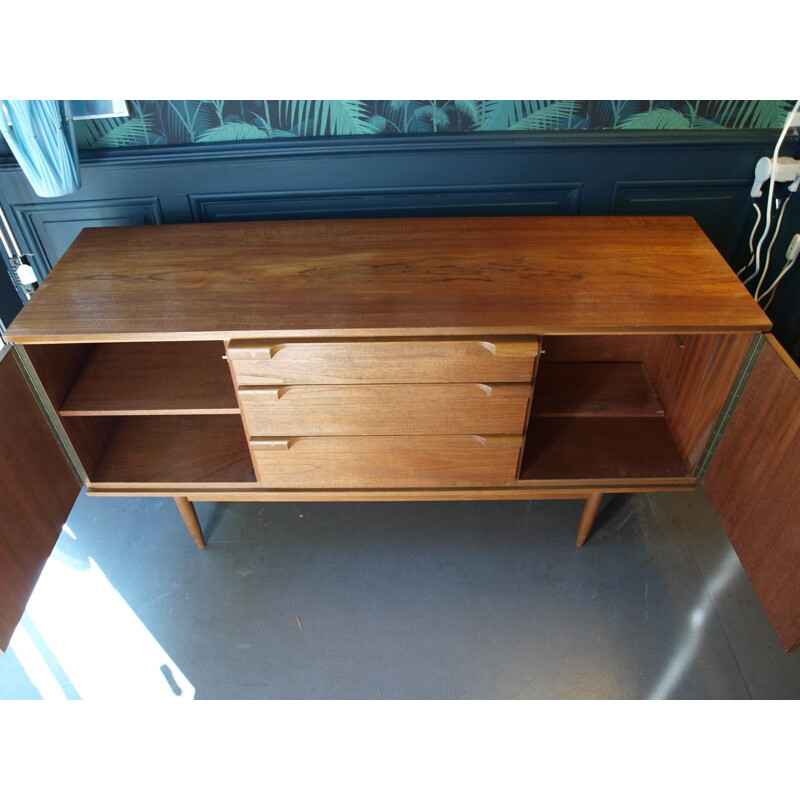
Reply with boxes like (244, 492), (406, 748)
(2, 216), (799, 652)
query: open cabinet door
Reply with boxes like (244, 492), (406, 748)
(703, 334), (800, 652)
(0, 344), (81, 651)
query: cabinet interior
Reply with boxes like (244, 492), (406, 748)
(23, 332), (753, 491)
(24, 341), (256, 487)
(518, 333), (753, 485)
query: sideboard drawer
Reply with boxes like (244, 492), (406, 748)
(227, 337), (539, 385)
(239, 382), (532, 436)
(250, 434), (523, 488)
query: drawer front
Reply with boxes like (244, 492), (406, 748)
(239, 383), (532, 436)
(227, 337), (539, 385)
(250, 435), (523, 488)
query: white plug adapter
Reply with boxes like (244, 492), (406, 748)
(787, 234), (800, 262)
(751, 157), (772, 197)
(750, 156), (800, 197)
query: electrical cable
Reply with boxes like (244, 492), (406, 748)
(758, 253), (800, 304)
(761, 279), (785, 311)
(737, 201), (762, 276)
(750, 191), (792, 292)
(748, 99), (800, 288)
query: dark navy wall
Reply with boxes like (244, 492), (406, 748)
(0, 267), (22, 330)
(1, 130), (798, 358)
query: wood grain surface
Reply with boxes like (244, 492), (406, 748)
(532, 363), (664, 417)
(89, 415), (256, 488)
(5, 216), (770, 343)
(0, 347), (80, 651)
(227, 337), (539, 385)
(520, 416), (689, 483)
(174, 497), (206, 549)
(644, 333), (752, 472)
(703, 335), (800, 652)
(250, 434), (522, 488)
(239, 382), (531, 436)
(22, 343), (113, 478)
(61, 341), (239, 415)
(87, 483), (698, 501)
(540, 335), (651, 363)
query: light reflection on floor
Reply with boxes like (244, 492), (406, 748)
(4, 491), (798, 700)
(7, 524), (195, 700)
(648, 547), (742, 699)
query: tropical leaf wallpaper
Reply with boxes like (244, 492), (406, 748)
(68, 100), (796, 148)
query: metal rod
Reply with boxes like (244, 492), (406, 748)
(0, 224), (13, 259)
(0, 203), (22, 256)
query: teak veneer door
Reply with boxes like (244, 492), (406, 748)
(703, 335), (800, 652)
(0, 345), (81, 651)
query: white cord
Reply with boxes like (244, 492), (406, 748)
(757, 253), (800, 303)
(737, 202), (762, 276)
(748, 99), (800, 286)
(749, 193), (791, 290)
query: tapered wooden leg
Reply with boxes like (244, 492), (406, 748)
(576, 492), (603, 548)
(174, 496), (205, 549)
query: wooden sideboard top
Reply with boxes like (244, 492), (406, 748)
(5, 216), (770, 343)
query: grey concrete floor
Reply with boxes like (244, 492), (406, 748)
(1, 489), (798, 699)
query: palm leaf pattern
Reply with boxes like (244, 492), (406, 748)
(704, 100), (793, 129)
(24, 99), (791, 153)
(454, 100), (480, 126)
(74, 115), (154, 148)
(196, 122), (274, 142)
(89, 117), (154, 148)
(476, 100), (552, 131)
(414, 102), (450, 132)
(279, 100), (385, 136)
(617, 108), (693, 130)
(509, 101), (581, 130)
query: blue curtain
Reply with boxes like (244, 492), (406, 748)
(0, 100), (80, 197)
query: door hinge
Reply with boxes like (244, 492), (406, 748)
(695, 334), (765, 480)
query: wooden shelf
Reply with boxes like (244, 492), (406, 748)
(61, 342), (239, 416)
(532, 362), (663, 417)
(89, 415), (256, 488)
(519, 416), (689, 483)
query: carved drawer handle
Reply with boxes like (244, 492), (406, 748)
(251, 437), (297, 450)
(239, 386), (292, 400)
(251, 435), (524, 451)
(228, 338), (540, 360)
(479, 338), (540, 358)
(227, 342), (287, 360)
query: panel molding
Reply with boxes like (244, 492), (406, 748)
(189, 183), (584, 222)
(14, 197), (165, 277)
(611, 179), (753, 260)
